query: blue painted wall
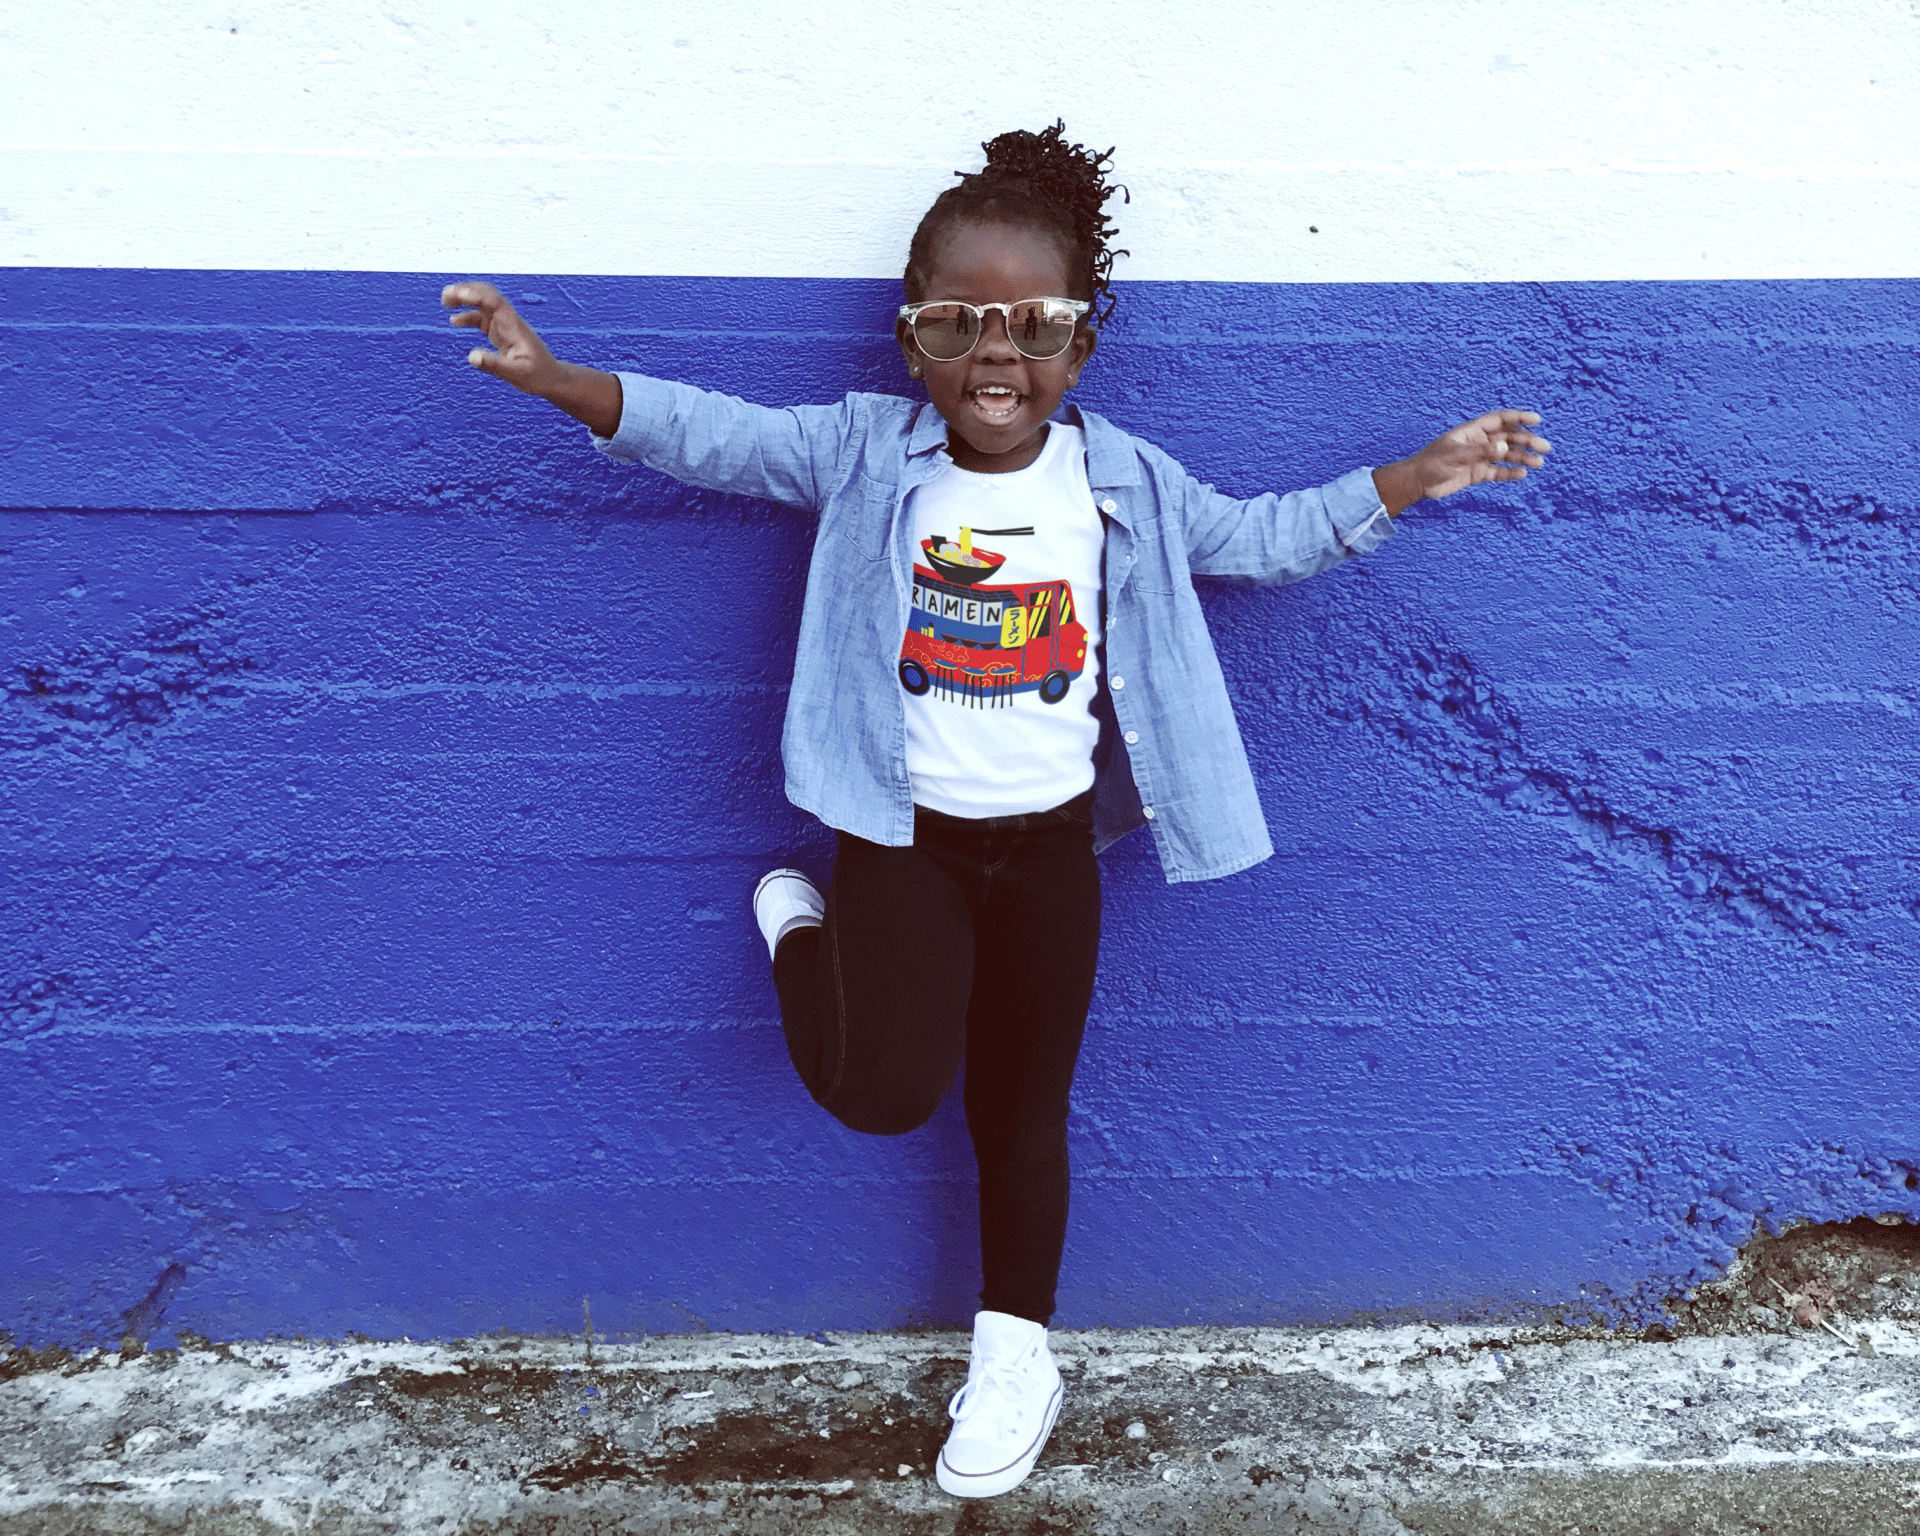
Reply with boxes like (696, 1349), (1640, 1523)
(5, 269), (1920, 1347)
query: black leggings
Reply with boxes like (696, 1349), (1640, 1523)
(773, 793), (1101, 1326)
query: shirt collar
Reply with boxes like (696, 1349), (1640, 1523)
(907, 402), (950, 457)
(1064, 404), (1144, 493)
(904, 400), (1143, 508)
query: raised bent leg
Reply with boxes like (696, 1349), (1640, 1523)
(773, 831), (975, 1136)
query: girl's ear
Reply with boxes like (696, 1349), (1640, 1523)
(896, 316), (922, 375)
(1066, 327), (1097, 388)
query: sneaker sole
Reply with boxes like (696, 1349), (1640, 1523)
(934, 1379), (1063, 1499)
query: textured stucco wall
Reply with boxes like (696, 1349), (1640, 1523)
(4, 2), (1920, 1347)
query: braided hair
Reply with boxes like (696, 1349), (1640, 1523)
(904, 120), (1128, 327)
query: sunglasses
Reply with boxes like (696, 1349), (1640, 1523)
(898, 297), (1092, 362)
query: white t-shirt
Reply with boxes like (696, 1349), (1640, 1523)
(897, 423), (1104, 818)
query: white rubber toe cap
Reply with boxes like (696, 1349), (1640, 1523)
(935, 1377), (1062, 1499)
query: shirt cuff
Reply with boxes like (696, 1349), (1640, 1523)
(588, 371), (675, 463)
(1328, 466), (1394, 554)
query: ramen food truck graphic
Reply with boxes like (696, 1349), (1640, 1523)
(898, 526), (1089, 708)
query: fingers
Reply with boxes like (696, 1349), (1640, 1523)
(1414, 409), (1554, 501)
(1467, 410), (1549, 446)
(1492, 428), (1551, 451)
(443, 280), (536, 383)
(1490, 439), (1548, 467)
(443, 281), (521, 343)
(1448, 418), (1551, 451)
(441, 279), (568, 398)
(1479, 414), (1551, 469)
(441, 281), (504, 311)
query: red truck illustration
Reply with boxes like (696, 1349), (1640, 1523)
(898, 529), (1090, 709)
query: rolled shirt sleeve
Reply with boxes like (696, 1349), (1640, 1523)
(1181, 464), (1393, 584)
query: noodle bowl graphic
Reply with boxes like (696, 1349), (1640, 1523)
(921, 525), (1032, 586)
(901, 526), (1087, 709)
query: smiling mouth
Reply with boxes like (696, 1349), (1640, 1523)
(968, 386), (1023, 422)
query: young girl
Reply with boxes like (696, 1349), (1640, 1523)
(442, 121), (1548, 1500)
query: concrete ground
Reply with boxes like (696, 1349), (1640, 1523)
(7, 1222), (1920, 1534)
(7, 1320), (1920, 1534)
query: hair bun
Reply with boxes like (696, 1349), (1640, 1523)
(905, 120), (1129, 327)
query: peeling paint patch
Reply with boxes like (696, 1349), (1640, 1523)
(1673, 1217), (1920, 1339)
(1540, 1135), (1920, 1325)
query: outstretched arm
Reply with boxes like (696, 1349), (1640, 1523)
(1180, 408), (1554, 583)
(1372, 410), (1552, 515)
(442, 279), (847, 510)
(442, 281), (623, 437)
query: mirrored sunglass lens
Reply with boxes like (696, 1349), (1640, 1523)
(1007, 300), (1076, 358)
(913, 304), (976, 359)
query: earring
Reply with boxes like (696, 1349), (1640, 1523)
(910, 365), (923, 379)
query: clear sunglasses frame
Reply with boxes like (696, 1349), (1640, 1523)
(897, 297), (1092, 362)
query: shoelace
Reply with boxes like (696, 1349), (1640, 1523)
(947, 1346), (1040, 1440)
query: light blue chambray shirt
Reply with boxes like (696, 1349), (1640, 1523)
(595, 373), (1393, 883)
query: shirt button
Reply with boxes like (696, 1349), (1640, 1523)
(1100, 498), (1117, 514)
(1142, 806), (1156, 820)
(1111, 676), (1125, 689)
(1124, 731), (1139, 745)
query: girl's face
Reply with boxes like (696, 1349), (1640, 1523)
(897, 220), (1097, 475)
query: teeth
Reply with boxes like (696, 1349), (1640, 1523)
(970, 384), (1020, 419)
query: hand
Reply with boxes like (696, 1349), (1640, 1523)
(442, 282), (565, 395)
(1372, 411), (1551, 515)
(440, 281), (623, 436)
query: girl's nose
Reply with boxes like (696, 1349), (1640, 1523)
(973, 308), (1019, 360)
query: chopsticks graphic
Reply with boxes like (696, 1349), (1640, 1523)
(964, 526), (1035, 536)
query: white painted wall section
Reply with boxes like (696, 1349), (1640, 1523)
(6, 0), (1919, 280)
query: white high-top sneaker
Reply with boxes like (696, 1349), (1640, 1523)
(751, 868), (823, 961)
(935, 1310), (1063, 1499)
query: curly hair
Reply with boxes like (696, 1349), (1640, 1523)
(903, 120), (1128, 327)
